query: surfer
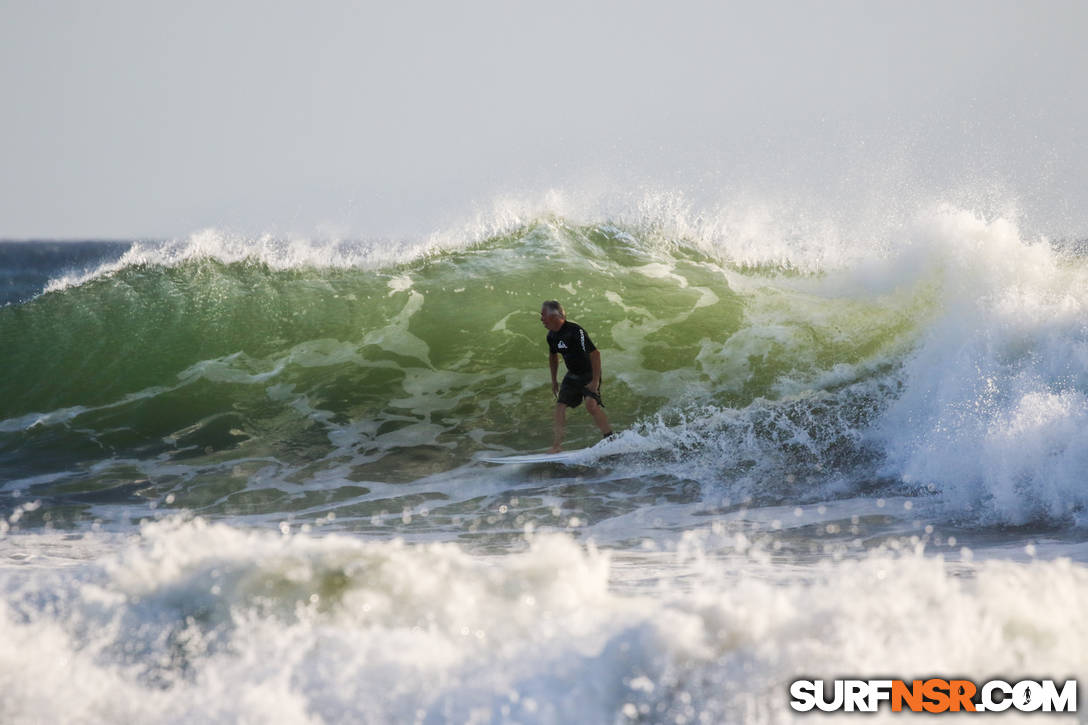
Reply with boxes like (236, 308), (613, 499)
(540, 300), (613, 452)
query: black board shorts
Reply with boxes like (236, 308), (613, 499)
(557, 372), (603, 408)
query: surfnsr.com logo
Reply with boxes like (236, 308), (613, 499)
(789, 679), (1077, 713)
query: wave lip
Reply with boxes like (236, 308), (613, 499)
(40, 229), (451, 295)
(32, 189), (899, 295)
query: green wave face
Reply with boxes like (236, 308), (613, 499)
(0, 220), (931, 517)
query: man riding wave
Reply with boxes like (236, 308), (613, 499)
(539, 300), (613, 452)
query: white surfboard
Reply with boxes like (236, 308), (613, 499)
(479, 449), (590, 464)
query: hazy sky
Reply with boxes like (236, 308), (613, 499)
(2, 1), (1086, 239)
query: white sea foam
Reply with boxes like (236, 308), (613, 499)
(0, 519), (1083, 723)
(876, 207), (1088, 524)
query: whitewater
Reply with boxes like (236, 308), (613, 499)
(1, 196), (1086, 723)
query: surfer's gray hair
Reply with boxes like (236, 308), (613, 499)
(541, 300), (565, 318)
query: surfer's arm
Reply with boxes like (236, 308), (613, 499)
(588, 350), (602, 392)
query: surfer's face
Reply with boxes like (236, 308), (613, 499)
(540, 307), (562, 331)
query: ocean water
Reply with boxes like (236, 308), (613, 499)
(1, 198), (1086, 723)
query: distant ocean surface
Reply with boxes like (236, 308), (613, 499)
(1, 200), (1086, 723)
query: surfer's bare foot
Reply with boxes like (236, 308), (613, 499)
(548, 445), (562, 454)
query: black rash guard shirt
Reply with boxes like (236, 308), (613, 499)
(546, 321), (597, 377)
